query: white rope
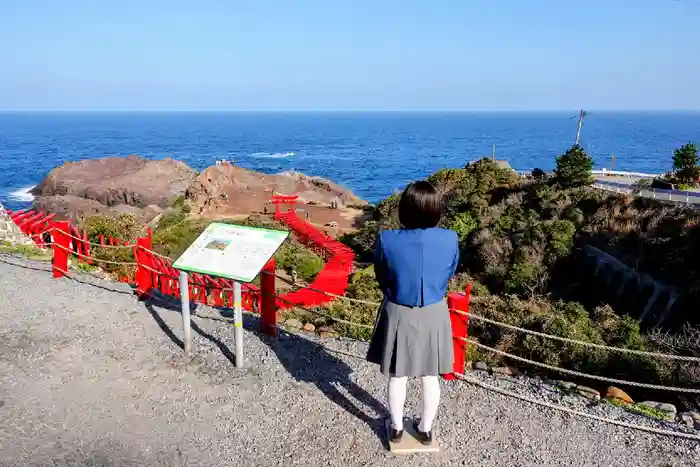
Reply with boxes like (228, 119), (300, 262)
(454, 373), (700, 441)
(273, 335), (700, 441)
(462, 338), (700, 393)
(465, 311), (700, 362)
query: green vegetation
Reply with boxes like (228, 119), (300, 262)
(336, 151), (700, 394)
(554, 144), (594, 188)
(604, 398), (669, 421)
(0, 240), (51, 260)
(672, 143), (700, 184)
(79, 207), (324, 283)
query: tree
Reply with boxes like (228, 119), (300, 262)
(672, 143), (700, 184)
(555, 144), (593, 188)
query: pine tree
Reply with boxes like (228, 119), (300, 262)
(672, 143), (700, 184)
(555, 144), (593, 188)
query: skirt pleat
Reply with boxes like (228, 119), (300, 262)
(366, 299), (454, 377)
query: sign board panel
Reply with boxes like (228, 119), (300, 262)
(172, 222), (289, 283)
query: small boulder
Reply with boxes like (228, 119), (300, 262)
(284, 318), (303, 330)
(490, 366), (517, 377)
(558, 381), (577, 391)
(317, 325), (338, 338)
(639, 401), (677, 421)
(604, 386), (633, 405)
(302, 323), (316, 333)
(678, 413), (695, 429)
(472, 361), (489, 372)
(576, 386), (601, 401)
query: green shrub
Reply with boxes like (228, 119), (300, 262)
(555, 144), (594, 188)
(672, 143), (700, 184)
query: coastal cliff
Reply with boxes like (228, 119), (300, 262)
(30, 155), (368, 231)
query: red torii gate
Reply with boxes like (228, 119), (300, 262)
(270, 194), (299, 220)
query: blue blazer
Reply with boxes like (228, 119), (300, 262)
(374, 228), (459, 307)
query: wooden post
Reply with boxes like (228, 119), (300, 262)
(260, 258), (277, 337)
(51, 221), (71, 278)
(443, 283), (471, 381)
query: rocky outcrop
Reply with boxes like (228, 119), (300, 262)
(29, 156), (368, 233)
(185, 162), (368, 231)
(31, 155), (197, 221)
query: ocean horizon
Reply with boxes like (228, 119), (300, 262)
(1, 110), (699, 212)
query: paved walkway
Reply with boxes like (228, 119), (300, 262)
(0, 256), (697, 467)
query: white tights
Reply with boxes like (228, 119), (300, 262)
(387, 376), (440, 432)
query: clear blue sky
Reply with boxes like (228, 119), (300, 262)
(1, 0), (699, 111)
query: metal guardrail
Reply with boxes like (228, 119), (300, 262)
(593, 180), (700, 205)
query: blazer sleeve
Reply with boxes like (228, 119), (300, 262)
(449, 233), (460, 277)
(373, 233), (390, 294)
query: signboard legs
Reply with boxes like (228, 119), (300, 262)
(179, 271), (193, 355)
(233, 281), (244, 368)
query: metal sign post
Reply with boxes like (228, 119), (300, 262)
(171, 222), (289, 367)
(179, 270), (193, 355)
(233, 280), (244, 368)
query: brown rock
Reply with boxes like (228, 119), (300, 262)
(302, 323), (316, 332)
(316, 325), (338, 338)
(576, 386), (601, 401)
(604, 386), (633, 405)
(490, 366), (517, 377)
(284, 318), (303, 329)
(32, 155), (197, 222)
(185, 164), (367, 230)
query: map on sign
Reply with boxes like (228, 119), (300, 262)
(172, 222), (289, 283)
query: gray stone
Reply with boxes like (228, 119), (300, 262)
(679, 413), (695, 429)
(558, 381), (577, 391)
(576, 386), (601, 401)
(491, 366), (517, 377)
(284, 318), (303, 329)
(472, 361), (489, 372)
(639, 401), (677, 421)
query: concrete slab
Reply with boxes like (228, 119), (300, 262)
(385, 419), (440, 455)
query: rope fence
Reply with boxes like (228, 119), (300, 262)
(5, 205), (700, 438)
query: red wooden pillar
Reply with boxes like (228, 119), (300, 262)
(443, 283), (471, 381)
(134, 237), (153, 298)
(260, 258), (277, 337)
(51, 221), (71, 278)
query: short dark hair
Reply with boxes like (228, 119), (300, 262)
(398, 180), (443, 229)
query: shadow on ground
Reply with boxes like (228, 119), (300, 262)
(141, 293), (386, 440)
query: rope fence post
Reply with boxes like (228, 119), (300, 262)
(51, 221), (71, 278)
(443, 283), (471, 381)
(134, 237), (153, 298)
(260, 258), (277, 337)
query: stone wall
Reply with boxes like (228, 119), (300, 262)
(0, 204), (35, 246)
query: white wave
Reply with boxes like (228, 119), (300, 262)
(8, 185), (36, 202)
(251, 151), (295, 159)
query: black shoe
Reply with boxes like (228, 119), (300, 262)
(413, 421), (433, 446)
(389, 428), (404, 443)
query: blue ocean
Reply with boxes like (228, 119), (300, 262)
(1, 111), (699, 212)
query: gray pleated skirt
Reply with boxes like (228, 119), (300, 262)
(366, 298), (454, 377)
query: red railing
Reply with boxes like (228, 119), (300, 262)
(6, 207), (472, 378)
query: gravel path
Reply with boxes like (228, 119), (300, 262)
(0, 255), (698, 467)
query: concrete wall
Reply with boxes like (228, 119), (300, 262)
(579, 244), (687, 329)
(0, 204), (35, 246)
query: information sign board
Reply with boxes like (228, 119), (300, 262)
(172, 222), (289, 283)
